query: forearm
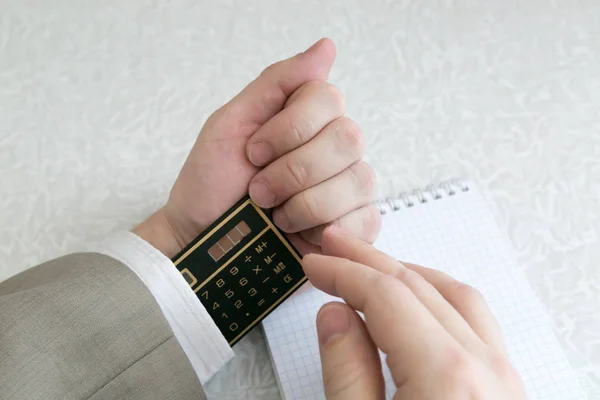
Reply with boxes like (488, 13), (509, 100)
(0, 252), (206, 400)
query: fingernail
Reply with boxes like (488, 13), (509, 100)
(326, 224), (350, 237)
(304, 38), (324, 54)
(317, 303), (351, 345)
(249, 180), (276, 208)
(273, 209), (291, 232)
(247, 142), (274, 166)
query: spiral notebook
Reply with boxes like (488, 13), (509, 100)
(262, 181), (586, 400)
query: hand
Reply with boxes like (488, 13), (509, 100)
(133, 38), (380, 258)
(303, 226), (527, 400)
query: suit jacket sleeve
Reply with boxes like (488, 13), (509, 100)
(0, 252), (207, 400)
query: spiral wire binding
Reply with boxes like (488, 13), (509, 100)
(375, 180), (470, 215)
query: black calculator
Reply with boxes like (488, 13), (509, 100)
(171, 196), (307, 346)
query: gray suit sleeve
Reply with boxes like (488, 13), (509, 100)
(0, 253), (207, 400)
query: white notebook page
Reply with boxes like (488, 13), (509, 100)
(263, 183), (586, 400)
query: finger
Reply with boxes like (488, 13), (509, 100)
(286, 232), (323, 256)
(219, 38), (336, 129)
(246, 81), (346, 166)
(320, 226), (488, 356)
(302, 253), (460, 388)
(249, 116), (365, 208)
(402, 262), (507, 354)
(317, 302), (385, 400)
(270, 160), (375, 232)
(299, 204), (382, 246)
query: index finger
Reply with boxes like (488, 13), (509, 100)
(402, 262), (507, 354)
(302, 253), (461, 388)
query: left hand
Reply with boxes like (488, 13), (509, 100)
(304, 226), (526, 399)
(134, 38), (381, 258)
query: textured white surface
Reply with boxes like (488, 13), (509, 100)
(0, 1), (598, 399)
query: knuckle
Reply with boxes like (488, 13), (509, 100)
(299, 190), (321, 226)
(205, 106), (247, 135)
(204, 106), (226, 129)
(362, 272), (407, 317)
(296, 81), (345, 116)
(322, 357), (365, 397)
(440, 350), (522, 397)
(288, 113), (311, 144)
(449, 282), (485, 306)
(299, 226), (320, 245)
(285, 80), (320, 106)
(277, 205), (295, 232)
(363, 205), (382, 243)
(371, 272), (398, 295)
(440, 350), (480, 392)
(335, 117), (364, 158)
(260, 61), (280, 77)
(392, 264), (411, 282)
(320, 82), (346, 114)
(394, 267), (423, 289)
(349, 161), (377, 198)
(284, 158), (309, 191)
(451, 357), (476, 381)
(302, 80), (328, 93)
(487, 350), (520, 384)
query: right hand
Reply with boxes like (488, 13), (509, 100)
(302, 226), (527, 399)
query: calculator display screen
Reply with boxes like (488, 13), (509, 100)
(207, 221), (252, 261)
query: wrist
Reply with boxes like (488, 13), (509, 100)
(132, 208), (189, 259)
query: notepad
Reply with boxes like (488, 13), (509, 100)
(262, 181), (586, 400)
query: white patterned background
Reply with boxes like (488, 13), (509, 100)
(1, 0), (598, 399)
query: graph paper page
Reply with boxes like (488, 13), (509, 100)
(262, 184), (586, 400)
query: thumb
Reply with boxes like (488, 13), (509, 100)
(220, 38), (336, 129)
(317, 302), (385, 400)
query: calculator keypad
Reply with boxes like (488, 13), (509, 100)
(198, 229), (305, 342)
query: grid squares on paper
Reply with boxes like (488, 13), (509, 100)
(263, 184), (586, 400)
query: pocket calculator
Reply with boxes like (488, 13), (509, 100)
(171, 196), (307, 346)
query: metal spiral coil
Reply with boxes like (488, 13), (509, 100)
(375, 180), (470, 215)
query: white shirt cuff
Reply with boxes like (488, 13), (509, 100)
(90, 230), (234, 385)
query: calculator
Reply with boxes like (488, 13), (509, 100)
(171, 196), (307, 346)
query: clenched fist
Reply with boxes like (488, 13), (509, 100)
(134, 38), (381, 258)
